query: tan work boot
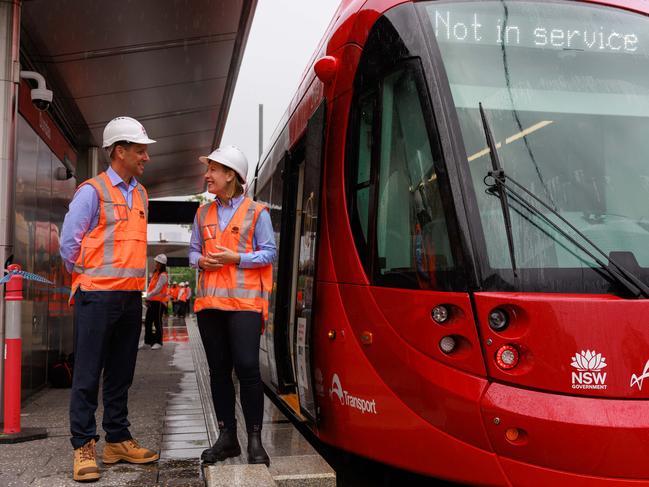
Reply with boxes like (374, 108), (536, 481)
(73, 439), (100, 482)
(102, 438), (159, 464)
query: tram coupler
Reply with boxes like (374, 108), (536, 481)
(0, 264), (47, 443)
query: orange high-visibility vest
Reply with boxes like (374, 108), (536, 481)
(178, 287), (188, 302)
(194, 197), (272, 319)
(147, 271), (168, 302)
(169, 286), (179, 300)
(70, 172), (148, 300)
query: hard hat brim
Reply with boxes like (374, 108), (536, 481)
(102, 136), (156, 148)
(199, 155), (246, 183)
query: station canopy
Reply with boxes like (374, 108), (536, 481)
(20, 0), (256, 198)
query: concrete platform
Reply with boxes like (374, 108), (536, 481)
(0, 315), (334, 486)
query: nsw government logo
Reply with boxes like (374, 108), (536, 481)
(570, 350), (608, 390)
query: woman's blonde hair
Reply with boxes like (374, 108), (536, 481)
(222, 166), (244, 199)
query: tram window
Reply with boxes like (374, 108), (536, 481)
(374, 66), (454, 288)
(355, 95), (374, 243)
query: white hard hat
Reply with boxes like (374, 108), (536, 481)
(184, 281), (190, 286)
(102, 116), (156, 148)
(154, 254), (167, 265)
(173, 281), (178, 284)
(199, 145), (248, 183)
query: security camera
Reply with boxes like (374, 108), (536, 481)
(20, 70), (53, 112)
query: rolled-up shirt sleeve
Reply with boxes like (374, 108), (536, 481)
(60, 185), (99, 273)
(189, 214), (203, 269)
(239, 209), (277, 268)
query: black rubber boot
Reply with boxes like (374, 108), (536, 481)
(201, 429), (241, 464)
(247, 431), (270, 466)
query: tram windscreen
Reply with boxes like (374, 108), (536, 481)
(422, 0), (649, 292)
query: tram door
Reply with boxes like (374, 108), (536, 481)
(286, 102), (326, 422)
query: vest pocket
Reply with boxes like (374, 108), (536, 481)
(202, 224), (218, 241)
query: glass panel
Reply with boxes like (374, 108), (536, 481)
(357, 95), (374, 184)
(375, 67), (454, 286)
(357, 186), (370, 241)
(423, 1), (649, 291)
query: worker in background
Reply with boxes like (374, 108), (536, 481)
(189, 145), (276, 466)
(60, 116), (159, 482)
(177, 282), (188, 317)
(144, 254), (168, 349)
(169, 281), (179, 316)
(183, 281), (192, 315)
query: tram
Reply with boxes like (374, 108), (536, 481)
(253, 0), (649, 484)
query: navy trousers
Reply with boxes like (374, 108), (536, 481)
(69, 290), (142, 449)
(144, 300), (164, 345)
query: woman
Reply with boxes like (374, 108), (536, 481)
(189, 145), (276, 466)
(144, 253), (168, 349)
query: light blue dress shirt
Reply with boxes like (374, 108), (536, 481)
(189, 194), (276, 269)
(60, 166), (139, 273)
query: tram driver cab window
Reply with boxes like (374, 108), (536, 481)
(348, 16), (457, 290)
(376, 67), (453, 287)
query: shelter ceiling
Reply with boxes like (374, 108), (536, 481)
(20, 0), (255, 197)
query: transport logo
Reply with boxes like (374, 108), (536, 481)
(329, 373), (378, 415)
(570, 350), (608, 390)
(329, 374), (344, 404)
(630, 360), (649, 391)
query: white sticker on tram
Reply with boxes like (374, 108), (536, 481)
(329, 373), (378, 415)
(570, 350), (608, 390)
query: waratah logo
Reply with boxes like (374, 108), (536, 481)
(571, 350), (608, 371)
(570, 350), (608, 390)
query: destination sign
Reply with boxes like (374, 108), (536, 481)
(425, 3), (644, 54)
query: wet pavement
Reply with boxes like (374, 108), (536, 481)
(0, 316), (204, 487)
(0, 314), (335, 486)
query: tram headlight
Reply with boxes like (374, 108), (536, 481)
(431, 305), (450, 324)
(488, 308), (509, 331)
(439, 335), (456, 354)
(495, 344), (519, 370)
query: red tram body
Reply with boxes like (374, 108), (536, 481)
(253, 0), (649, 484)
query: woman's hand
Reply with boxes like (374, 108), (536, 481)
(210, 246), (241, 265)
(199, 254), (223, 271)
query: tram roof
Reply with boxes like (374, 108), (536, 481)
(20, 0), (256, 198)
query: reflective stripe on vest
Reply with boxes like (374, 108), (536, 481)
(194, 197), (272, 319)
(147, 271), (169, 302)
(70, 172), (148, 299)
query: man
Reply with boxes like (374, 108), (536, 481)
(60, 116), (159, 482)
(183, 281), (192, 316)
(177, 282), (188, 317)
(169, 281), (179, 316)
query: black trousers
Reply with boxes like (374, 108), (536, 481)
(197, 309), (264, 433)
(69, 290), (141, 449)
(144, 300), (164, 345)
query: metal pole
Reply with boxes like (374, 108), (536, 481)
(88, 146), (100, 179)
(258, 103), (263, 162)
(0, 263), (46, 442)
(4, 263), (22, 433)
(0, 0), (21, 423)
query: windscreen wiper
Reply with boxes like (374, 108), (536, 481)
(479, 105), (649, 299)
(479, 103), (518, 277)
